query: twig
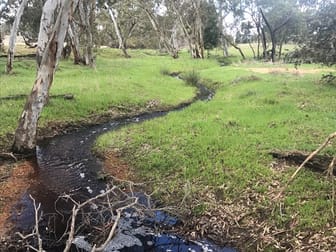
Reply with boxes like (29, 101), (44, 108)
(16, 195), (45, 252)
(275, 132), (336, 199)
(93, 198), (138, 251)
(30, 195), (44, 252)
(0, 152), (18, 162)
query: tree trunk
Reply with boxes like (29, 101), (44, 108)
(36, 0), (61, 67)
(6, 0), (28, 73)
(193, 0), (204, 59)
(13, 0), (72, 154)
(249, 40), (256, 59)
(218, 2), (229, 57)
(78, 0), (95, 66)
(105, 3), (130, 58)
(142, 6), (178, 59)
(260, 8), (291, 63)
(223, 38), (229, 57)
(68, 0), (82, 64)
(171, 1), (203, 59)
(230, 42), (246, 60)
(261, 27), (267, 59)
(68, 23), (82, 64)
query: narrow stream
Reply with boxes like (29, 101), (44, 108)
(11, 82), (236, 251)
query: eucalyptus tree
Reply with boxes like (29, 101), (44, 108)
(13, 0), (73, 153)
(259, 1), (293, 62)
(78, 0), (96, 66)
(36, 0), (61, 66)
(137, 0), (179, 58)
(6, 0), (28, 73)
(101, 0), (139, 58)
(168, 0), (205, 58)
(291, 0), (336, 65)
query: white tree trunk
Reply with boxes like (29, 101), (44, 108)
(78, 0), (95, 66)
(68, 23), (82, 64)
(142, 5), (178, 58)
(36, 0), (61, 66)
(6, 0), (28, 73)
(13, 0), (73, 153)
(105, 2), (130, 58)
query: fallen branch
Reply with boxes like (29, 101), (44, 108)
(275, 132), (336, 199)
(0, 93), (74, 101)
(0, 152), (18, 162)
(16, 195), (45, 252)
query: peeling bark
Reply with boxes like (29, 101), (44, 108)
(13, 0), (73, 154)
(6, 0), (28, 73)
(36, 0), (61, 67)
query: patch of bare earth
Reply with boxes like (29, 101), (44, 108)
(101, 150), (132, 181)
(0, 161), (36, 238)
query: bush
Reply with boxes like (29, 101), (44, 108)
(320, 72), (336, 86)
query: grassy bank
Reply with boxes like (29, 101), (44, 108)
(0, 49), (219, 151)
(95, 59), (336, 249)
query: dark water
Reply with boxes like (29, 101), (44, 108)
(11, 83), (236, 251)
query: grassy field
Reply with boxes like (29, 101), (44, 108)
(94, 49), (336, 249)
(0, 49), (219, 151)
(1, 45), (336, 249)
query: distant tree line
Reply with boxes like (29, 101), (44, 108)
(1, 0), (335, 64)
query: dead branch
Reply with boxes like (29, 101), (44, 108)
(93, 198), (138, 251)
(61, 182), (148, 252)
(0, 152), (18, 162)
(16, 195), (45, 252)
(276, 132), (336, 199)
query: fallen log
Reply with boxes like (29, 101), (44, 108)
(0, 93), (74, 101)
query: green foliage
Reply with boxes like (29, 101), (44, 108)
(289, 1), (336, 65)
(202, 0), (220, 50)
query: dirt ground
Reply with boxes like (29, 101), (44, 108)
(0, 161), (36, 238)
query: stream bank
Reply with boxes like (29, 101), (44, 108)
(0, 80), (237, 251)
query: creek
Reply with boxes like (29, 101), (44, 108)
(10, 80), (236, 252)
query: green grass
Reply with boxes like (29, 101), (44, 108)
(0, 49), (218, 150)
(95, 59), (336, 233)
(2, 46), (336, 248)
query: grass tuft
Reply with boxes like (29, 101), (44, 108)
(183, 70), (201, 86)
